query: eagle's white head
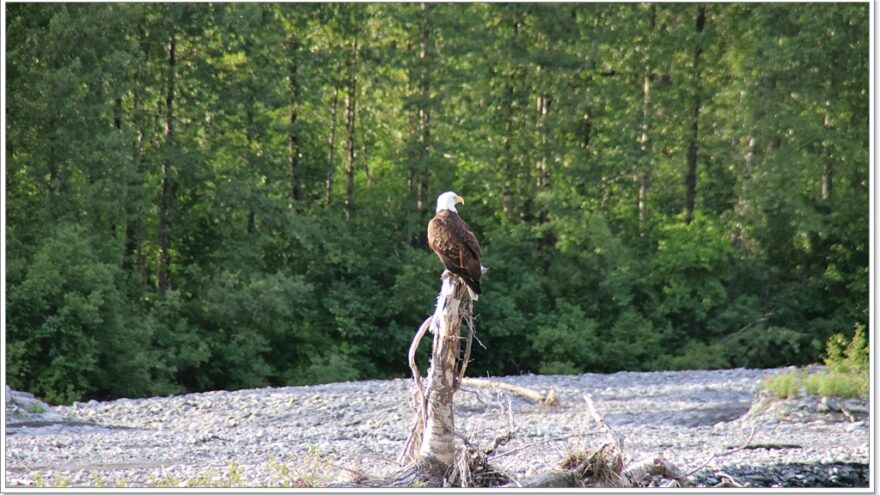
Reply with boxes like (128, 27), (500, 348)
(436, 191), (465, 213)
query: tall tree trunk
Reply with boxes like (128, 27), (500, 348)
(416, 3), (431, 249)
(683, 5), (705, 224)
(501, 82), (515, 220)
(344, 38), (358, 221)
(820, 112), (832, 202)
(536, 92), (552, 190)
(326, 88), (339, 205)
(113, 97), (122, 131)
(246, 105), (257, 234)
(500, 16), (522, 221)
(124, 24), (148, 295)
(287, 37), (302, 202)
(638, 5), (656, 229)
(47, 114), (60, 196)
(158, 33), (175, 293)
(736, 134), (755, 218)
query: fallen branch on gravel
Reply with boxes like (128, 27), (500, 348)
(685, 424), (757, 478)
(461, 378), (558, 407)
(505, 394), (684, 488)
(714, 471), (747, 488)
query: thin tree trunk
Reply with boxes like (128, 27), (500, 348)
(325, 88), (339, 205)
(638, 5), (656, 229)
(536, 92), (552, 190)
(407, 148), (417, 245)
(684, 5), (705, 224)
(288, 37), (302, 202)
(821, 112), (832, 202)
(736, 135), (755, 218)
(581, 111), (592, 152)
(416, 3), (431, 249)
(47, 114), (60, 195)
(113, 97), (122, 131)
(124, 24), (148, 295)
(362, 142), (371, 187)
(344, 39), (358, 221)
(158, 33), (175, 293)
(246, 104), (257, 234)
(501, 82), (515, 219)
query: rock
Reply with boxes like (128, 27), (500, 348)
(817, 397), (840, 413)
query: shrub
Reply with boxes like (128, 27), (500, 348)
(824, 323), (868, 375)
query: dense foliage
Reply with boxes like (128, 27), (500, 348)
(5, 3), (869, 404)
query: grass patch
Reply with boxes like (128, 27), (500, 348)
(804, 371), (868, 398)
(762, 369), (867, 400)
(761, 370), (804, 399)
(761, 323), (868, 400)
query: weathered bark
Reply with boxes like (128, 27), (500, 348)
(419, 273), (468, 465)
(344, 38), (358, 221)
(399, 271), (475, 483)
(684, 5), (706, 225)
(158, 33), (175, 293)
(325, 88), (339, 205)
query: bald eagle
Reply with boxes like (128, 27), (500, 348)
(427, 191), (484, 300)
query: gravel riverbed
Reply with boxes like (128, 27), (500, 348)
(5, 367), (870, 488)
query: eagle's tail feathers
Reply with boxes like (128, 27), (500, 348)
(463, 278), (481, 301)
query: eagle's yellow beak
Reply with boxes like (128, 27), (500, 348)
(455, 196), (465, 204)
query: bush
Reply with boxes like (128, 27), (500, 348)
(824, 323), (868, 375)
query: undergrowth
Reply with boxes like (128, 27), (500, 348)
(761, 324), (869, 399)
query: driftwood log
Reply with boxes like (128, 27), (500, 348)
(461, 377), (558, 406)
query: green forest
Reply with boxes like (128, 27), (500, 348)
(5, 3), (869, 404)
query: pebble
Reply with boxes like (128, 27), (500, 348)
(4, 368), (869, 488)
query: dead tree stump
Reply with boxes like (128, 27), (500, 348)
(398, 271), (475, 485)
(352, 272), (687, 489)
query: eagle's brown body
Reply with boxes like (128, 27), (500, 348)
(427, 209), (483, 297)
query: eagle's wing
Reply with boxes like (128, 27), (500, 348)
(458, 219), (482, 259)
(428, 216), (472, 272)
